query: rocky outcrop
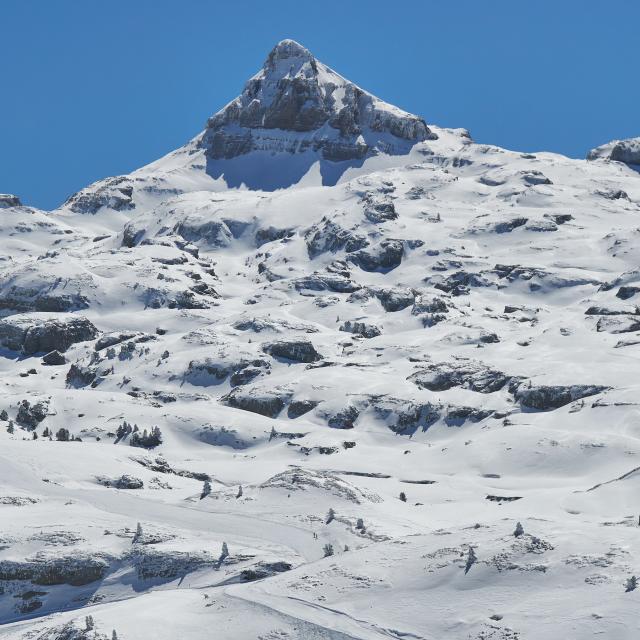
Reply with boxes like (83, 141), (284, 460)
(409, 360), (513, 393)
(293, 271), (360, 293)
(0, 194), (22, 208)
(513, 384), (609, 410)
(185, 356), (271, 387)
(96, 474), (144, 489)
(0, 284), (90, 314)
(349, 240), (403, 272)
(305, 219), (368, 258)
(42, 350), (67, 366)
(339, 320), (381, 338)
(262, 339), (322, 363)
(0, 314), (98, 354)
(63, 176), (135, 214)
(199, 40), (435, 164)
(222, 386), (293, 418)
(587, 137), (640, 166)
(0, 553), (110, 586)
(174, 217), (232, 248)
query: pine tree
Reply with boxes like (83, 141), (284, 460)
(200, 480), (212, 500)
(6, 421), (14, 434)
(625, 575), (637, 592)
(112, 631), (119, 640)
(464, 547), (477, 574)
(356, 518), (364, 530)
(85, 615), (94, 630)
(236, 485), (243, 498)
(0, 409), (8, 421)
(133, 522), (143, 543)
(514, 521), (524, 537)
(219, 541), (229, 562)
(56, 428), (70, 441)
(323, 543), (334, 557)
(326, 508), (335, 524)
(399, 491), (407, 502)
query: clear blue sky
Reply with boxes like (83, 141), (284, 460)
(2, 0), (638, 210)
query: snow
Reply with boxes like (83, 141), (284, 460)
(1, 41), (639, 640)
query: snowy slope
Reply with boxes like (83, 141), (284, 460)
(0, 41), (639, 640)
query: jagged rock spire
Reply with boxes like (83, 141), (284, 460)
(200, 39), (435, 163)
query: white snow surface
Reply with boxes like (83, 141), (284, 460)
(1, 41), (639, 640)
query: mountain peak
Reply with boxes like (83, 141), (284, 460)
(266, 39), (315, 64)
(199, 39), (435, 179)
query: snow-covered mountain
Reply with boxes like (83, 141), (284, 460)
(1, 40), (639, 640)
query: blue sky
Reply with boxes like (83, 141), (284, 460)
(2, 0), (638, 210)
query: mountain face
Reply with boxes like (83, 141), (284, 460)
(200, 39), (434, 163)
(1, 41), (640, 640)
(588, 136), (640, 167)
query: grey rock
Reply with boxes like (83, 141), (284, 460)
(66, 363), (99, 388)
(222, 386), (292, 418)
(42, 350), (67, 366)
(185, 357), (271, 387)
(293, 272), (360, 293)
(321, 405), (360, 429)
(201, 40), (434, 164)
(411, 294), (449, 315)
(174, 217), (232, 247)
(0, 314), (98, 354)
(587, 137), (640, 166)
(514, 384), (609, 410)
(349, 240), (403, 272)
(255, 226), (295, 247)
(0, 553), (110, 586)
(262, 339), (322, 363)
(339, 320), (381, 338)
(305, 219), (368, 258)
(616, 286), (640, 300)
(287, 399), (320, 418)
(96, 474), (144, 489)
(0, 193), (21, 208)
(64, 176), (134, 214)
(0, 284), (90, 314)
(372, 287), (415, 312)
(409, 361), (513, 393)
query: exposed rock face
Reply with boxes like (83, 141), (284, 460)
(0, 194), (22, 208)
(222, 385), (292, 418)
(0, 284), (90, 314)
(349, 240), (404, 272)
(0, 314), (98, 354)
(409, 361), (513, 393)
(96, 474), (144, 489)
(41, 350), (67, 366)
(63, 176), (135, 214)
(262, 339), (322, 363)
(173, 217), (233, 248)
(587, 137), (640, 166)
(0, 554), (109, 586)
(339, 319), (381, 338)
(513, 384), (609, 410)
(185, 356), (271, 387)
(305, 219), (369, 258)
(199, 39), (435, 164)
